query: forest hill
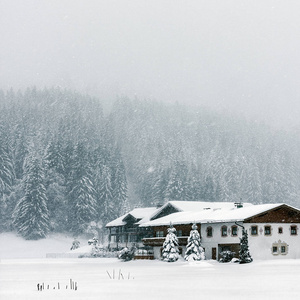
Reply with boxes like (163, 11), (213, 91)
(0, 87), (300, 239)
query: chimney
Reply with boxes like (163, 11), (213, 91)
(234, 201), (243, 209)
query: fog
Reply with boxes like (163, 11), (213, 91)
(1, 0), (300, 128)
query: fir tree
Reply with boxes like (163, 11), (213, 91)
(239, 226), (253, 264)
(111, 149), (129, 216)
(184, 223), (205, 261)
(12, 155), (49, 240)
(67, 142), (97, 234)
(68, 176), (97, 234)
(99, 165), (114, 224)
(165, 162), (185, 201)
(12, 127), (28, 180)
(44, 138), (64, 175)
(162, 224), (179, 262)
(45, 170), (67, 231)
(0, 125), (15, 230)
(0, 124), (14, 196)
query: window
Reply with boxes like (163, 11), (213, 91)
(278, 227), (283, 234)
(231, 226), (238, 236)
(129, 235), (136, 242)
(177, 230), (183, 237)
(110, 228), (117, 234)
(264, 226), (271, 236)
(251, 226), (258, 236)
(156, 231), (164, 237)
(272, 240), (288, 256)
(291, 226), (297, 235)
(221, 226), (227, 237)
(207, 226), (213, 237)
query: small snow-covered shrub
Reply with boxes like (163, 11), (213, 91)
(118, 247), (135, 261)
(79, 246), (118, 258)
(70, 239), (80, 250)
(219, 251), (235, 263)
(88, 237), (98, 245)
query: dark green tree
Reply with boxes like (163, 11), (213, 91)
(239, 225), (253, 264)
(67, 142), (97, 234)
(0, 124), (15, 230)
(12, 155), (49, 239)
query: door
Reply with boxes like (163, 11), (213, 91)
(212, 247), (217, 260)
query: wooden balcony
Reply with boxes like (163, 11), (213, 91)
(142, 236), (188, 247)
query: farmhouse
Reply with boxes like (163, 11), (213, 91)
(106, 201), (300, 260)
(106, 207), (157, 249)
(106, 201), (244, 249)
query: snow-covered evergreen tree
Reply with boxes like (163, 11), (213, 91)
(0, 124), (14, 197)
(70, 238), (80, 250)
(67, 142), (97, 234)
(99, 165), (114, 224)
(165, 162), (185, 201)
(162, 224), (179, 262)
(44, 138), (64, 175)
(0, 124), (15, 230)
(12, 155), (49, 239)
(184, 223), (205, 261)
(45, 169), (66, 231)
(111, 149), (129, 216)
(68, 176), (97, 234)
(239, 226), (253, 264)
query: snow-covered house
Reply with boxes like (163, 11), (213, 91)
(140, 203), (300, 260)
(105, 201), (243, 250)
(106, 207), (157, 249)
(106, 201), (248, 249)
(106, 201), (300, 260)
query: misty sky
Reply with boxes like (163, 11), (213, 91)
(1, 0), (300, 128)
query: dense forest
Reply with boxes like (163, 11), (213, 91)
(0, 87), (300, 240)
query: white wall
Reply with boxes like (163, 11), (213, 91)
(201, 222), (300, 260)
(244, 223), (300, 260)
(151, 222), (300, 260)
(201, 222), (241, 259)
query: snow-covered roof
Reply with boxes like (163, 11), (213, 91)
(106, 207), (157, 227)
(140, 203), (285, 227)
(150, 200), (253, 220)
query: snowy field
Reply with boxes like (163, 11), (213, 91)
(1, 233), (300, 300)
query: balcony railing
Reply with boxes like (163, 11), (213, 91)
(142, 236), (188, 246)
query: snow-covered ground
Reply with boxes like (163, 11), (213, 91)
(1, 233), (300, 300)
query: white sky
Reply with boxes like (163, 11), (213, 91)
(0, 0), (300, 128)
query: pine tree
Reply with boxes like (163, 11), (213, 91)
(44, 138), (64, 175)
(152, 168), (169, 206)
(45, 169), (67, 231)
(0, 124), (15, 230)
(111, 149), (129, 216)
(0, 124), (14, 196)
(12, 155), (49, 240)
(239, 226), (253, 264)
(99, 165), (114, 225)
(67, 143), (97, 234)
(184, 223), (205, 261)
(165, 161), (186, 201)
(68, 176), (97, 234)
(12, 127), (28, 180)
(162, 224), (179, 262)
